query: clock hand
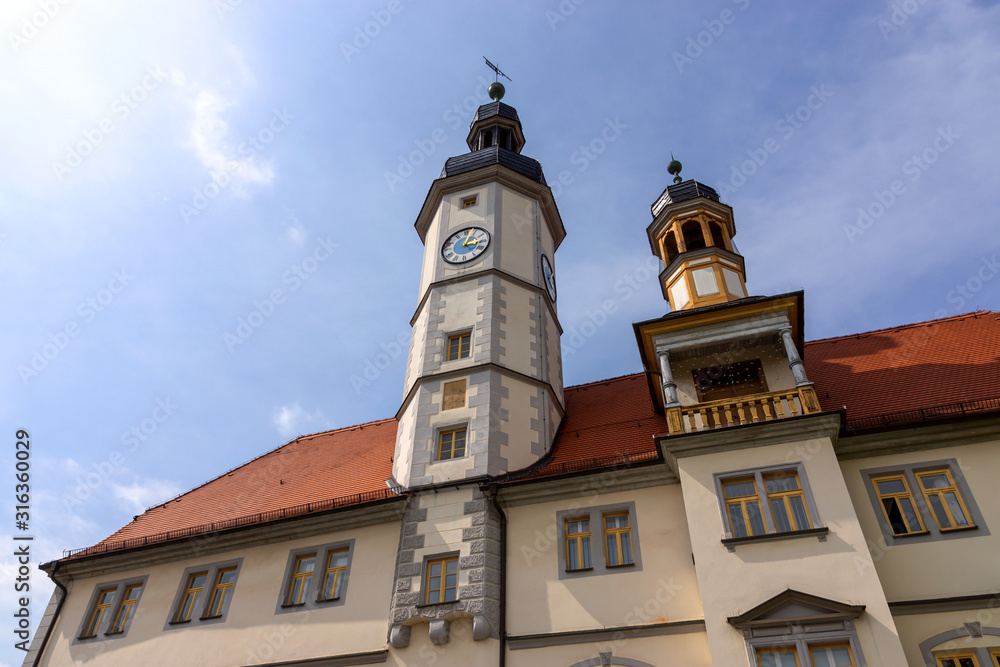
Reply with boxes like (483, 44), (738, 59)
(463, 230), (475, 246)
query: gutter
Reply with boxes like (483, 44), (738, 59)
(485, 483), (507, 667)
(32, 561), (67, 667)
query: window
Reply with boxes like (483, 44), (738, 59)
(715, 464), (824, 544)
(809, 643), (856, 666)
(175, 571), (208, 622)
(556, 502), (643, 579)
(915, 469), (974, 531)
(108, 584), (141, 634)
(461, 195), (477, 208)
(937, 655), (979, 667)
(205, 567), (237, 618)
(424, 557), (458, 604)
(437, 427), (467, 460)
(446, 333), (471, 361)
(990, 649), (1000, 666)
(74, 576), (148, 643)
(81, 588), (116, 638)
(276, 540), (354, 613)
(565, 518), (592, 571)
(603, 513), (633, 566)
(321, 549), (349, 601)
(286, 554), (316, 606)
(757, 647), (800, 666)
(166, 559), (242, 629)
(862, 459), (986, 545)
(871, 474), (926, 536)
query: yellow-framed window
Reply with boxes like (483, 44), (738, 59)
(871, 474), (926, 536)
(603, 513), (633, 566)
(446, 333), (471, 361)
(437, 428), (467, 460)
(462, 195), (477, 209)
(108, 584), (141, 634)
(764, 471), (812, 532)
(565, 518), (592, 570)
(286, 553), (316, 606)
(723, 477), (766, 537)
(809, 642), (857, 666)
(321, 549), (349, 601)
(915, 469), (974, 531)
(988, 649), (1000, 666)
(424, 557), (458, 604)
(205, 567), (237, 618)
(936, 654), (980, 667)
(81, 588), (116, 638)
(756, 646), (801, 667)
(175, 572), (208, 622)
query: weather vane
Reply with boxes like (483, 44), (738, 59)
(483, 57), (511, 102)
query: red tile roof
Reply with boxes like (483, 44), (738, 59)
(70, 311), (1000, 559)
(805, 311), (1000, 427)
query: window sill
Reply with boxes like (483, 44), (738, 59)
(199, 614), (222, 621)
(605, 562), (635, 569)
(415, 599), (459, 609)
(167, 619), (192, 626)
(889, 529), (930, 538)
(722, 526), (829, 551)
(938, 524), (977, 533)
(279, 603), (306, 609)
(102, 630), (123, 637)
(316, 596), (342, 604)
(564, 567), (594, 574)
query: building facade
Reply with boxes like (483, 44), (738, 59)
(23, 89), (1000, 667)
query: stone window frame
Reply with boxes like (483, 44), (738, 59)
(713, 461), (828, 550)
(274, 539), (355, 615)
(416, 550), (462, 607)
(432, 422), (470, 463)
(555, 501), (643, 581)
(860, 458), (988, 546)
(443, 329), (474, 363)
(745, 631), (868, 667)
(163, 558), (243, 630)
(72, 574), (149, 645)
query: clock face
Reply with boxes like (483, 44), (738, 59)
(442, 227), (491, 264)
(541, 254), (556, 302)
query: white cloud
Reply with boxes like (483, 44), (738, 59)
(273, 403), (329, 439)
(110, 478), (183, 515)
(188, 88), (275, 189)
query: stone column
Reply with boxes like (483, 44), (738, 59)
(779, 327), (810, 386)
(657, 350), (680, 407)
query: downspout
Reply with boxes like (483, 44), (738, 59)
(486, 483), (507, 667)
(32, 562), (67, 667)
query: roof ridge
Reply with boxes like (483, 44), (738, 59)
(805, 311), (995, 346)
(563, 371), (645, 391)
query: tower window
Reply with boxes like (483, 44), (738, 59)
(665, 231), (679, 263)
(498, 128), (512, 150)
(681, 220), (706, 251)
(437, 427), (467, 460)
(424, 556), (458, 604)
(481, 130), (493, 150)
(709, 222), (727, 250)
(461, 195), (477, 209)
(446, 333), (471, 361)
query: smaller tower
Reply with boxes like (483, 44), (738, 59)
(646, 158), (748, 311)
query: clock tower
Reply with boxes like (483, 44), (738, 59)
(386, 81), (566, 655)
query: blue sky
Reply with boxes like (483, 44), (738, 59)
(1, 1), (999, 662)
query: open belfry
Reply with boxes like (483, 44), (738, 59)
(25, 79), (1000, 667)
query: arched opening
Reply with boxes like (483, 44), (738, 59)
(709, 222), (728, 250)
(665, 231), (679, 263)
(682, 220), (706, 251)
(480, 129), (494, 150)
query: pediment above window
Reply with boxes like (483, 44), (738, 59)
(728, 589), (866, 633)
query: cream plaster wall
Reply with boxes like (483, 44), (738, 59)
(500, 376), (544, 472)
(411, 489), (474, 602)
(393, 398), (418, 487)
(418, 203), (443, 300)
(839, 439), (1000, 602)
(545, 308), (563, 404)
(387, 618), (499, 666)
(677, 437), (908, 666)
(499, 280), (537, 378)
(39, 522), (400, 667)
(426, 380), (479, 484)
(671, 341), (795, 406)
(505, 486), (703, 636)
(403, 305), (429, 398)
(500, 186), (536, 284)
(504, 631), (711, 667)
(894, 609), (1000, 667)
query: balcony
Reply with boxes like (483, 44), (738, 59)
(665, 386), (822, 435)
